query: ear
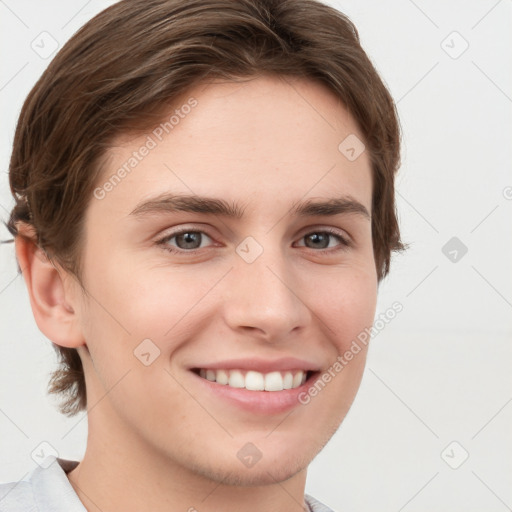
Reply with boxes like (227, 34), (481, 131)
(14, 226), (85, 349)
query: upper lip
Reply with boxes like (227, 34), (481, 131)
(190, 357), (321, 373)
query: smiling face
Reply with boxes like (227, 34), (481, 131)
(71, 74), (377, 486)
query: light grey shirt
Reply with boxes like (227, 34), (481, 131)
(0, 456), (336, 511)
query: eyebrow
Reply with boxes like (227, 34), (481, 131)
(129, 193), (371, 221)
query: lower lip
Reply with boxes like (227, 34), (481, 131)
(189, 370), (321, 414)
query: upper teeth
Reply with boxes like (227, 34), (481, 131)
(198, 369), (307, 391)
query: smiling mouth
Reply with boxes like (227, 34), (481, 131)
(191, 368), (315, 392)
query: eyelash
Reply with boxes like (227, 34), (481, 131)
(156, 227), (352, 255)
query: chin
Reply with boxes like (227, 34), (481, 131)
(186, 449), (311, 487)
(206, 462), (306, 487)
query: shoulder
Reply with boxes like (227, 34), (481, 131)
(304, 493), (338, 512)
(0, 476), (37, 511)
(0, 456), (84, 512)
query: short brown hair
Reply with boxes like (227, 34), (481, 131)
(5, 0), (407, 416)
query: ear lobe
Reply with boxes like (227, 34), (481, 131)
(14, 230), (85, 349)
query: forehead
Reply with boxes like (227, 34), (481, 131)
(91, 74), (372, 220)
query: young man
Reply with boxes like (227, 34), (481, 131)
(1, 0), (406, 510)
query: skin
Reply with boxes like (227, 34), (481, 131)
(16, 74), (377, 512)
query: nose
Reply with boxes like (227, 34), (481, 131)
(222, 243), (311, 343)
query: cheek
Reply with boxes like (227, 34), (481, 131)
(84, 250), (218, 340)
(77, 282), (195, 424)
(78, 261), (230, 404)
(311, 265), (378, 350)
(296, 270), (376, 424)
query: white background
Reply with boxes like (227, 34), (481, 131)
(1, 1), (511, 511)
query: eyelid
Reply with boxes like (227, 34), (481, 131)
(156, 223), (353, 254)
(294, 226), (352, 249)
(296, 224), (352, 243)
(156, 226), (216, 250)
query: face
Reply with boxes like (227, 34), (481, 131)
(72, 74), (377, 485)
